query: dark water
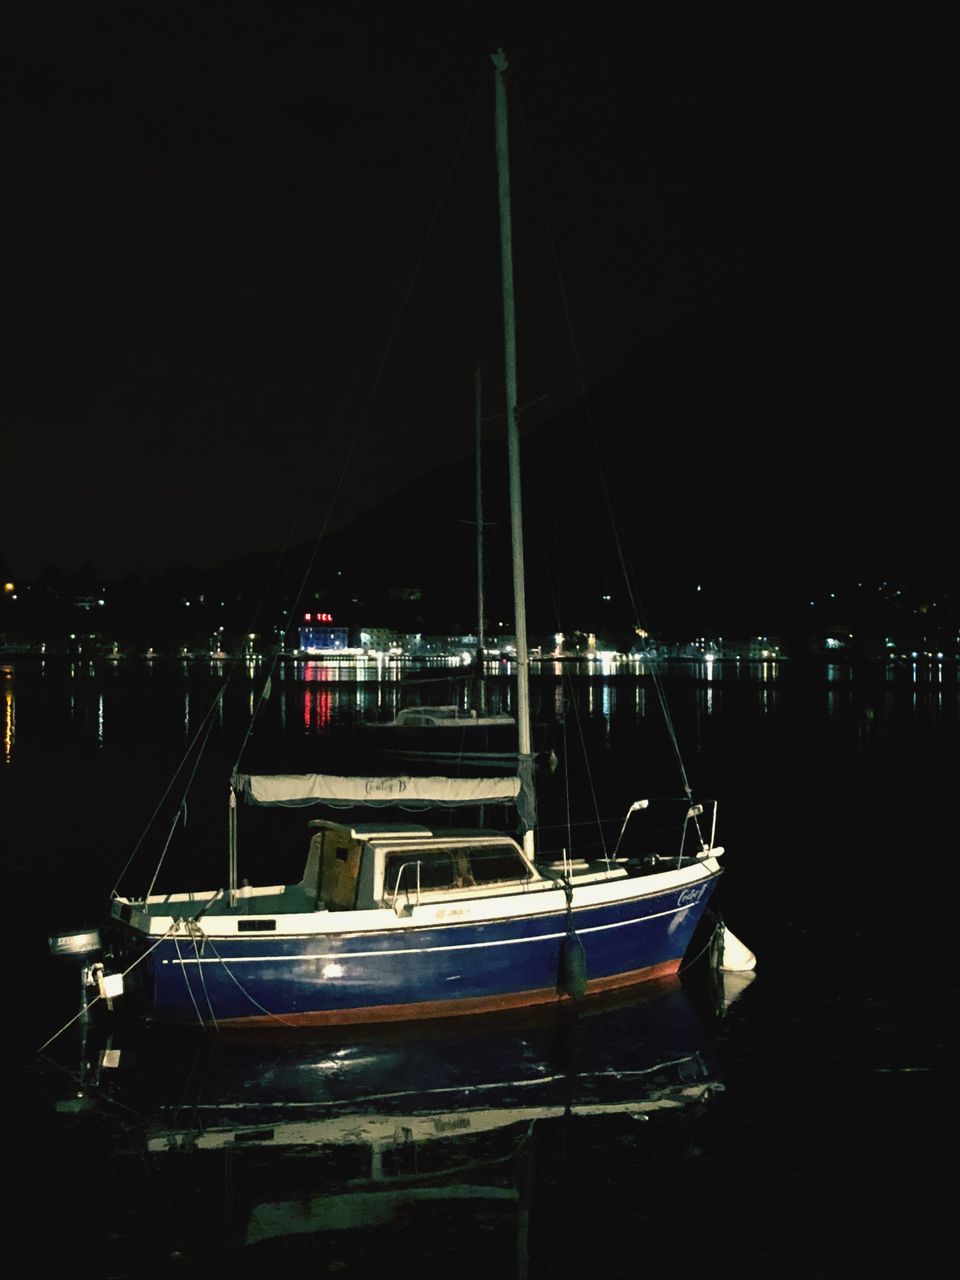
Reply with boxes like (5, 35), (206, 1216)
(4, 656), (955, 1276)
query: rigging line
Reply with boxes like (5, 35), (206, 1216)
(515, 92), (693, 801)
(546, 492), (576, 859)
(185, 403), (353, 795)
(232, 412), (346, 649)
(534, 481), (607, 858)
(197, 936), (299, 1027)
(677, 914), (724, 976)
(36, 923), (179, 1054)
(173, 930), (208, 1028)
(395, 671), (478, 688)
(561, 706), (573, 857)
(202, 451), (344, 792)
(226, 418), (351, 775)
(538, 814), (683, 838)
(173, 1046), (217, 1133)
(114, 495), (309, 892)
(564, 664), (608, 857)
(189, 922), (219, 1029)
(37, 1000), (111, 1056)
(233, 74), (487, 774)
(110, 685), (228, 897)
(143, 706), (220, 901)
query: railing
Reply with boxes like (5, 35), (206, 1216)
(387, 860), (421, 912)
(589, 797), (722, 870)
(679, 799), (719, 864)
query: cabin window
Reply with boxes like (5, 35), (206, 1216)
(385, 851), (456, 896)
(467, 845), (533, 885)
(384, 843), (531, 898)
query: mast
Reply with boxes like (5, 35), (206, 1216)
(474, 365), (487, 714)
(492, 49), (535, 857)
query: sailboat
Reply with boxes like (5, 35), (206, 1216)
(48, 52), (752, 1030)
(361, 367), (520, 762)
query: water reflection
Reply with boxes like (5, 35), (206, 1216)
(635, 683), (646, 717)
(303, 686), (332, 731)
(2, 669), (13, 765)
(295, 658), (409, 684)
(44, 975), (746, 1273)
(3, 657), (955, 764)
(758, 662), (777, 715)
(704, 658), (715, 717)
(601, 682), (613, 736)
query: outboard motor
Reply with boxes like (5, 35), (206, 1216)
(49, 928), (124, 1021)
(49, 928), (102, 960)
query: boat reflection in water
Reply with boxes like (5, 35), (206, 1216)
(46, 971), (753, 1273)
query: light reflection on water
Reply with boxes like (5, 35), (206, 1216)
(2, 671), (13, 765)
(303, 686), (332, 731)
(35, 976), (735, 1275)
(0, 656), (957, 764)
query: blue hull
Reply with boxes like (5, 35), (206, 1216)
(115, 874), (720, 1027)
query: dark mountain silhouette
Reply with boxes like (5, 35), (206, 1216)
(255, 289), (952, 643)
(8, 292), (949, 657)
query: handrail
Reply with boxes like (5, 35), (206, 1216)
(387, 859), (422, 910)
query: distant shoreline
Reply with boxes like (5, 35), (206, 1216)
(1, 648), (952, 667)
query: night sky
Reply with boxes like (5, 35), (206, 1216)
(3, 4), (957, 588)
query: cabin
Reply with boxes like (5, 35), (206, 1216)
(109, 816), (636, 938)
(300, 822), (539, 912)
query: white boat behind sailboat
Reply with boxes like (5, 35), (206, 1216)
(370, 704), (515, 730)
(363, 366), (517, 753)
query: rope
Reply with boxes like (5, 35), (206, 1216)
(531, 435), (607, 861)
(189, 922), (219, 1029)
(186, 933), (300, 1028)
(677, 908), (725, 977)
(38, 884), (230, 1051)
(394, 670), (479, 689)
(515, 90), (694, 803)
(118, 402), (347, 897)
(111, 80), (489, 888)
(37, 1002), (108, 1057)
(110, 684), (230, 897)
(169, 891), (230, 1029)
(142, 704), (220, 901)
(173, 929), (207, 1028)
(233, 75), (487, 777)
(564, 666), (607, 857)
(37, 923), (178, 1053)
(561, 707), (573, 857)
(536, 585), (608, 860)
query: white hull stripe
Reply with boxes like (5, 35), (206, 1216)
(161, 901), (695, 965)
